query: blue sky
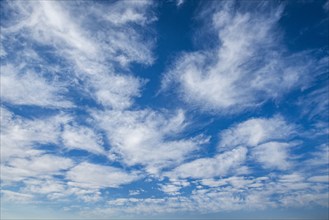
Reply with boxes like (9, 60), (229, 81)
(0, 0), (328, 219)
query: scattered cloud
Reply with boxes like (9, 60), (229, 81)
(66, 162), (140, 189)
(1, 0), (328, 218)
(166, 147), (247, 179)
(92, 109), (209, 175)
(1, 0), (155, 110)
(62, 124), (105, 155)
(162, 2), (317, 113)
(1, 154), (74, 183)
(252, 142), (295, 170)
(176, 0), (185, 7)
(218, 115), (295, 150)
(0, 107), (70, 162)
(0, 64), (73, 108)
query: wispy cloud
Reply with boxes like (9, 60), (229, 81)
(66, 162), (140, 189)
(1, 0), (155, 110)
(218, 115), (296, 150)
(162, 1), (319, 114)
(1, 0), (328, 218)
(1, 64), (73, 108)
(166, 147), (247, 179)
(92, 109), (209, 175)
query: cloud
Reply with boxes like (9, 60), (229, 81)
(90, 74), (143, 110)
(304, 144), (329, 167)
(166, 147), (247, 179)
(308, 175), (329, 183)
(1, 0), (328, 217)
(92, 109), (208, 174)
(298, 76), (329, 136)
(62, 124), (105, 155)
(1, 106), (109, 163)
(252, 142), (295, 170)
(159, 184), (182, 195)
(1, 190), (34, 203)
(176, 0), (185, 7)
(217, 116), (297, 170)
(158, 179), (190, 195)
(66, 162), (140, 189)
(162, 1), (317, 113)
(218, 115), (295, 151)
(0, 64), (73, 108)
(1, 0), (155, 110)
(102, 0), (155, 26)
(1, 154), (74, 182)
(0, 107), (70, 162)
(88, 172), (327, 218)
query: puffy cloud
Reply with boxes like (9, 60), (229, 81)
(0, 107), (70, 162)
(158, 179), (190, 195)
(218, 115), (295, 150)
(1, 107), (105, 161)
(1, 190), (34, 203)
(92, 109), (208, 174)
(166, 147), (247, 179)
(252, 142), (295, 170)
(159, 184), (182, 195)
(162, 2), (317, 113)
(218, 116), (297, 170)
(308, 176), (329, 183)
(66, 162), (140, 189)
(61, 124), (105, 155)
(0, 64), (73, 108)
(1, 0), (155, 109)
(1, 0), (328, 217)
(1, 154), (74, 182)
(87, 172), (327, 218)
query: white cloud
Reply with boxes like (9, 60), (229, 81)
(62, 124), (105, 155)
(0, 107), (70, 162)
(159, 179), (190, 195)
(200, 176), (254, 188)
(218, 115), (295, 151)
(0, 64), (73, 108)
(217, 116), (297, 170)
(102, 0), (154, 26)
(252, 142), (294, 170)
(90, 74), (143, 110)
(1, 154), (74, 182)
(92, 109), (208, 174)
(80, 169), (328, 218)
(166, 147), (247, 179)
(298, 81), (329, 136)
(1, 190), (34, 203)
(308, 175), (329, 183)
(159, 184), (182, 195)
(22, 179), (66, 195)
(304, 144), (329, 167)
(1, 0), (155, 110)
(162, 2), (315, 113)
(176, 0), (185, 7)
(66, 162), (140, 189)
(129, 190), (142, 196)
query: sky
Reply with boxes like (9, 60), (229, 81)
(0, 0), (328, 219)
